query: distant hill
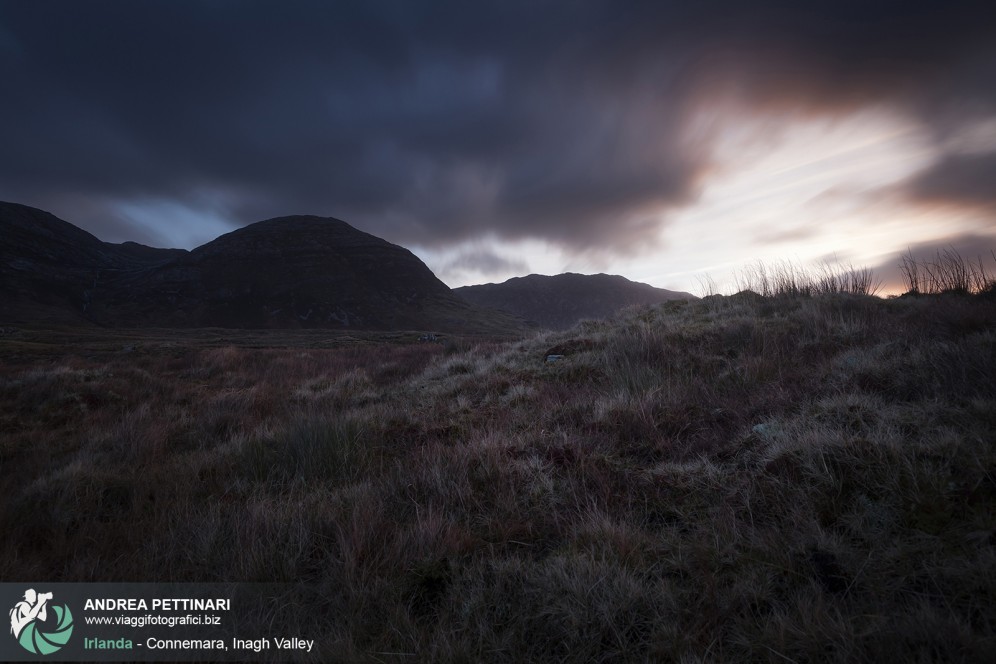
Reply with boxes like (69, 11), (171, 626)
(455, 273), (696, 329)
(0, 202), (523, 333)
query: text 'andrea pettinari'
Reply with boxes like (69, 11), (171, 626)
(84, 598), (231, 611)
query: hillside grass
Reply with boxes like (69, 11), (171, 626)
(1, 292), (994, 662)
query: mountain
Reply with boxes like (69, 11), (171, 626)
(0, 202), (154, 325)
(0, 202), (522, 333)
(455, 273), (696, 329)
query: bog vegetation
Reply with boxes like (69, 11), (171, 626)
(1, 254), (994, 662)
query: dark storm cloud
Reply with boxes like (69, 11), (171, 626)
(1, 0), (995, 251)
(907, 151), (996, 211)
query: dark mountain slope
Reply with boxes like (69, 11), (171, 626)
(0, 203), (522, 333)
(0, 202), (157, 324)
(455, 272), (696, 329)
(89, 215), (515, 330)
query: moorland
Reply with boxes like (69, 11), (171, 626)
(2, 256), (994, 662)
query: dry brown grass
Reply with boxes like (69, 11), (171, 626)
(899, 248), (996, 296)
(1, 293), (994, 662)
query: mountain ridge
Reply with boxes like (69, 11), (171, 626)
(1, 201), (694, 333)
(455, 272), (696, 329)
(0, 202), (522, 333)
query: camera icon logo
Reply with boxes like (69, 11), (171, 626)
(9, 589), (74, 655)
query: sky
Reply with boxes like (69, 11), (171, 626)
(2, 0), (995, 294)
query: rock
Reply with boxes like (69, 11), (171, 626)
(544, 338), (598, 358)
